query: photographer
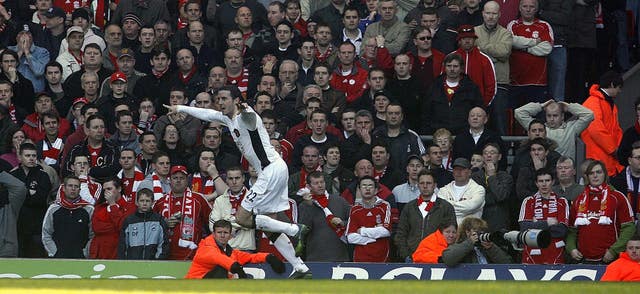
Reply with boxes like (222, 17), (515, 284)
(441, 216), (511, 266)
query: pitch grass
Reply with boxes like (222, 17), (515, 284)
(0, 279), (636, 294)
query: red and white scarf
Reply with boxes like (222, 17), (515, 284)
(315, 45), (334, 63)
(227, 68), (250, 95)
(312, 190), (345, 236)
(41, 137), (63, 166)
(228, 187), (247, 216)
(533, 191), (558, 221)
(118, 168), (145, 202)
(8, 104), (16, 124)
(57, 193), (92, 210)
(574, 184), (615, 226)
(417, 193), (436, 214)
(55, 176), (101, 205)
(191, 172), (214, 195)
(152, 172), (167, 201)
(624, 166), (640, 214)
(162, 189), (196, 242)
(373, 166), (387, 182)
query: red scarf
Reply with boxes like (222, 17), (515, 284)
(191, 172), (214, 195)
(118, 168), (145, 202)
(8, 104), (16, 124)
(373, 166), (387, 182)
(229, 187), (247, 216)
(312, 191), (345, 236)
(178, 66), (198, 84)
(152, 172), (166, 201)
(57, 193), (91, 210)
(533, 191), (558, 221)
(152, 67), (169, 79)
(574, 184), (616, 226)
(161, 189), (196, 242)
(108, 51), (119, 71)
(70, 49), (83, 65)
(299, 165), (322, 189)
(416, 194), (436, 213)
(315, 45), (334, 63)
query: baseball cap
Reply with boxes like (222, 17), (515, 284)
(110, 71), (127, 83)
(44, 6), (66, 19)
(170, 165), (189, 176)
(122, 12), (142, 26)
(66, 26), (84, 38)
(72, 97), (89, 107)
(117, 48), (134, 59)
(452, 158), (471, 169)
(407, 154), (423, 165)
(457, 25), (477, 40)
(71, 8), (90, 21)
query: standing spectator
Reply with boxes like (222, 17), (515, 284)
(134, 48), (174, 114)
(11, 143), (51, 257)
(452, 25), (496, 107)
(507, 0), (553, 106)
(0, 162), (27, 257)
(210, 166), (255, 251)
(519, 168), (570, 264)
(537, 0), (572, 101)
(340, 6), (363, 56)
(474, 0), (513, 136)
(42, 175), (94, 258)
(224, 48), (251, 98)
(59, 8), (106, 53)
(118, 188), (170, 259)
(566, 160), (635, 263)
(215, 0), (268, 36)
(424, 144), (454, 188)
(137, 151), (172, 201)
(154, 88), (202, 149)
(454, 0), (484, 27)
(340, 109), (374, 170)
(581, 71), (624, 176)
(90, 177), (137, 259)
(44, 62), (66, 113)
(422, 8), (457, 56)
(322, 144), (354, 195)
(452, 107), (506, 166)
(370, 141), (404, 189)
(471, 143), (513, 232)
(297, 171), (351, 261)
(385, 54), (425, 132)
(395, 170), (456, 262)
(95, 72), (139, 134)
(171, 48), (207, 101)
(289, 145), (331, 202)
(102, 24), (124, 72)
(311, 0), (347, 38)
(8, 30), (50, 92)
(349, 68), (385, 112)
(362, 0), (410, 55)
(117, 149), (145, 202)
(372, 103), (425, 173)
(441, 216), (511, 266)
(0, 51), (34, 118)
(392, 155), (424, 212)
(153, 165), (212, 260)
(618, 98), (640, 166)
(565, 0), (598, 103)
(35, 112), (66, 171)
(134, 26), (156, 75)
(422, 53), (483, 135)
(100, 48), (146, 98)
(515, 99), (594, 159)
(406, 27), (444, 96)
(61, 154), (102, 205)
(611, 141), (640, 228)
(347, 175), (392, 262)
(515, 138), (560, 201)
(56, 26), (84, 82)
(22, 93), (72, 142)
(37, 7), (66, 59)
(111, 0), (170, 27)
(438, 158), (486, 225)
(314, 64), (346, 116)
(189, 148), (227, 202)
(552, 156), (584, 204)
(62, 43), (114, 101)
(136, 132), (157, 176)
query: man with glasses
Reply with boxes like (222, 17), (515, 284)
(471, 143), (513, 231)
(407, 27), (444, 95)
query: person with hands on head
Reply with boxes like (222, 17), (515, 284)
(185, 220), (285, 279)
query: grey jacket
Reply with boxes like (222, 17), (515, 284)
(0, 171), (27, 257)
(441, 238), (512, 266)
(471, 169), (514, 232)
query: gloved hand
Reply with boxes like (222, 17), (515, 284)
(230, 262), (248, 279)
(266, 254), (285, 274)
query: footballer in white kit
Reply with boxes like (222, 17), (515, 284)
(165, 86), (311, 278)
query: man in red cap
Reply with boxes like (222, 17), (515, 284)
(95, 71), (138, 134)
(153, 165), (212, 260)
(451, 25), (496, 106)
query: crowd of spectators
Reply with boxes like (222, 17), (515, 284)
(0, 0), (639, 268)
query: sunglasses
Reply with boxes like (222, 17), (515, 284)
(417, 36), (433, 41)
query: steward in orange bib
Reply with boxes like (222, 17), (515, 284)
(185, 220), (285, 279)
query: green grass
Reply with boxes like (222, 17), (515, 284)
(0, 279), (636, 294)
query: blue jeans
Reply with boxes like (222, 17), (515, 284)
(490, 85), (511, 136)
(613, 9), (631, 71)
(547, 46), (567, 101)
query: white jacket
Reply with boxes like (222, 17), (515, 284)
(438, 179), (486, 225)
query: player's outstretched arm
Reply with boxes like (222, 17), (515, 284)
(164, 104), (226, 124)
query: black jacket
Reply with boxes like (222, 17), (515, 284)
(62, 139), (121, 181)
(452, 128), (508, 170)
(386, 76), (426, 133)
(95, 92), (139, 134)
(538, 0), (573, 46)
(134, 69), (175, 115)
(422, 75), (483, 135)
(11, 166), (52, 237)
(118, 210), (170, 260)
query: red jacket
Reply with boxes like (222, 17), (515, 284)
(330, 63), (369, 104)
(185, 235), (269, 279)
(412, 229), (448, 263)
(581, 85), (624, 176)
(451, 47), (497, 106)
(89, 197), (136, 259)
(601, 252), (640, 281)
(364, 47), (394, 74)
(22, 112), (72, 142)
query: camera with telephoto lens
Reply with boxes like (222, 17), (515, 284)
(477, 229), (551, 249)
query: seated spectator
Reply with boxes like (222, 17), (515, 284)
(552, 156), (584, 204)
(118, 188), (170, 259)
(515, 137), (560, 202)
(373, 102), (425, 173)
(42, 175), (94, 258)
(438, 158), (486, 225)
(515, 99), (594, 160)
(133, 47), (174, 114)
(412, 222), (458, 263)
(0, 161), (27, 257)
(433, 128), (454, 171)
(297, 171), (351, 262)
(0, 79), (28, 126)
(422, 53), (483, 135)
(330, 41), (369, 104)
(44, 62), (66, 114)
(55, 26), (84, 81)
(406, 26), (444, 95)
(109, 111), (140, 153)
(566, 160), (635, 264)
(189, 148), (227, 203)
(452, 25), (496, 106)
(22, 93), (71, 142)
(11, 143), (51, 258)
(158, 124), (189, 166)
(452, 107), (506, 169)
(395, 170), (456, 262)
(601, 234), (640, 281)
(471, 143), (513, 232)
(322, 144), (354, 195)
(340, 109), (374, 170)
(510, 119), (561, 181)
(423, 144), (453, 188)
(137, 98), (158, 133)
(290, 110), (341, 170)
(8, 29), (50, 93)
(362, 0), (410, 56)
(0, 128), (23, 168)
(392, 155), (424, 213)
(32, 111), (66, 171)
(117, 148), (146, 201)
(441, 216), (511, 266)
(90, 177), (137, 259)
(62, 43), (113, 101)
(289, 145), (332, 203)
(137, 151), (172, 201)
(96, 71), (139, 134)
(370, 141), (404, 189)
(154, 88), (202, 149)
(341, 159), (398, 224)
(386, 54), (426, 132)
(519, 168), (569, 264)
